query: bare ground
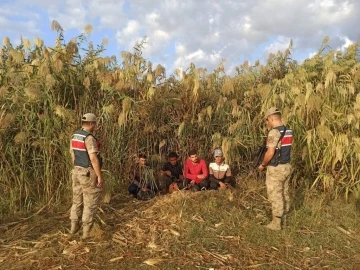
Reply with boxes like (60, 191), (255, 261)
(1, 179), (360, 270)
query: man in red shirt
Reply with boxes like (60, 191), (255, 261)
(183, 149), (209, 191)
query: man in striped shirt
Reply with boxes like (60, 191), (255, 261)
(209, 149), (233, 190)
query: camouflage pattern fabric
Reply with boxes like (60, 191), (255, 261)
(70, 166), (102, 226)
(265, 163), (292, 217)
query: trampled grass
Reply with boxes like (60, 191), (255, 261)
(0, 178), (359, 270)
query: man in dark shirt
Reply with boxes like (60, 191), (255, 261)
(159, 152), (184, 193)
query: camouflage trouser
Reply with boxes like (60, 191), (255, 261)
(265, 163), (292, 218)
(70, 166), (102, 227)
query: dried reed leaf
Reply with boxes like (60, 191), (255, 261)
(46, 74), (56, 88)
(34, 38), (43, 47)
(221, 76), (233, 94)
(53, 59), (63, 73)
(143, 258), (163, 266)
(103, 104), (114, 114)
(102, 38), (109, 46)
(193, 78), (199, 98)
(147, 86), (155, 99)
(325, 70), (336, 89)
(0, 87), (8, 99)
(83, 77), (91, 89)
(158, 139), (166, 151)
(14, 132), (28, 144)
(122, 97), (132, 113)
(3, 37), (10, 46)
(9, 49), (23, 64)
(24, 87), (41, 101)
(154, 64), (165, 78)
(177, 121), (185, 137)
(51, 20), (63, 32)
(305, 82), (313, 103)
(206, 106), (212, 120)
(316, 125), (333, 141)
(0, 113), (15, 129)
(169, 229), (180, 236)
(147, 73), (153, 83)
(198, 112), (204, 124)
(84, 24), (93, 35)
(118, 112), (126, 127)
(109, 256), (124, 262)
(147, 242), (158, 249)
(54, 105), (67, 119)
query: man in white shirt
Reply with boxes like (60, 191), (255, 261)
(209, 149), (233, 190)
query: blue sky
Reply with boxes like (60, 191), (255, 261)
(1, 0), (358, 75)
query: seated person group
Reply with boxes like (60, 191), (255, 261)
(128, 148), (233, 199)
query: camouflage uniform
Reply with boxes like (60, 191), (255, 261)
(265, 127), (293, 229)
(70, 134), (102, 235)
(266, 163), (292, 217)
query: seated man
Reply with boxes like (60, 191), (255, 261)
(159, 152), (184, 193)
(209, 149), (233, 190)
(183, 149), (209, 191)
(128, 154), (158, 200)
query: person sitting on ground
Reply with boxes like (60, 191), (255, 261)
(128, 154), (158, 200)
(159, 151), (184, 193)
(183, 149), (209, 191)
(209, 149), (233, 190)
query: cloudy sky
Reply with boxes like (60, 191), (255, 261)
(0, 0), (358, 74)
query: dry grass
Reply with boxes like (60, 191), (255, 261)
(1, 178), (359, 270)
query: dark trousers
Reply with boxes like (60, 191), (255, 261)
(209, 175), (233, 190)
(128, 183), (158, 197)
(183, 178), (209, 191)
(159, 175), (175, 192)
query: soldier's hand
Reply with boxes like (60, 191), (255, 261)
(257, 164), (265, 171)
(219, 181), (226, 188)
(97, 177), (103, 187)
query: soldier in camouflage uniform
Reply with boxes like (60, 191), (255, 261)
(258, 107), (293, 230)
(69, 113), (103, 239)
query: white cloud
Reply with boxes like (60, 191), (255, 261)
(123, 20), (140, 36)
(1, 0), (359, 74)
(339, 36), (354, 51)
(264, 36), (292, 56)
(175, 43), (186, 55)
(308, 52), (317, 58)
(320, 0), (335, 8)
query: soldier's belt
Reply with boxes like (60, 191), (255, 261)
(73, 166), (93, 170)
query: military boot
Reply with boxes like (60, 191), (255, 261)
(70, 221), (80, 235)
(264, 216), (282, 231)
(81, 225), (91, 240)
